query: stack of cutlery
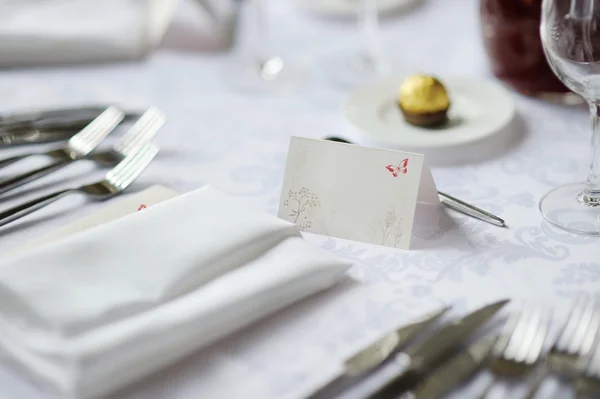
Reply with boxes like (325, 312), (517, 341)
(0, 106), (141, 146)
(309, 295), (600, 399)
(0, 105), (164, 228)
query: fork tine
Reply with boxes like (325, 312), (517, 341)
(568, 296), (598, 355)
(585, 334), (600, 379)
(493, 308), (523, 358)
(554, 294), (588, 353)
(82, 107), (124, 146)
(514, 305), (542, 363)
(524, 305), (551, 365)
(107, 142), (151, 178)
(113, 145), (159, 189)
(502, 304), (548, 365)
(578, 312), (600, 392)
(69, 106), (124, 155)
(502, 306), (530, 361)
(114, 107), (165, 155)
(107, 143), (159, 190)
(579, 300), (600, 359)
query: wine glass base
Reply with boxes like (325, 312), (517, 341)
(318, 50), (404, 88)
(224, 56), (307, 94)
(531, 91), (585, 106)
(539, 182), (600, 236)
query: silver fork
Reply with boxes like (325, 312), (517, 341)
(525, 295), (600, 398)
(0, 106), (124, 169)
(478, 304), (551, 399)
(0, 143), (159, 228)
(0, 107), (165, 196)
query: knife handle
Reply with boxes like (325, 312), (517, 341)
(370, 355), (419, 399)
(342, 353), (414, 399)
(438, 192), (505, 227)
(0, 189), (71, 228)
(403, 351), (486, 399)
(0, 158), (73, 196)
(0, 153), (32, 169)
(0, 106), (108, 125)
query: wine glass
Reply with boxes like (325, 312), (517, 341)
(226, 0), (306, 93)
(320, 0), (396, 88)
(539, 0), (600, 235)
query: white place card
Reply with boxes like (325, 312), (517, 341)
(277, 137), (440, 249)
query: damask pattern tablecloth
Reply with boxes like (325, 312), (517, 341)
(0, 1), (598, 398)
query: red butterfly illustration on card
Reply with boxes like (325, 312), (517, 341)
(385, 158), (409, 177)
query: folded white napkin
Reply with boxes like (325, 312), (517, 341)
(0, 0), (239, 66)
(0, 186), (350, 398)
(0, 0), (179, 66)
(161, 0), (238, 52)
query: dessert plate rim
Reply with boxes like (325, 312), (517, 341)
(343, 75), (516, 150)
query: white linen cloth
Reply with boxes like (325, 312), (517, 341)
(1, 1), (598, 398)
(0, 186), (350, 398)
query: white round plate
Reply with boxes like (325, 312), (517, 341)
(295, 0), (420, 18)
(344, 75), (516, 150)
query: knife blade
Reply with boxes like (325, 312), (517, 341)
(400, 335), (498, 399)
(307, 306), (450, 399)
(363, 299), (509, 399)
(345, 306), (451, 377)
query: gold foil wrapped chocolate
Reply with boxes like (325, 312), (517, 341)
(398, 75), (450, 113)
(398, 74), (450, 127)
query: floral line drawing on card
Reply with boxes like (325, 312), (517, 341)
(369, 206), (404, 247)
(382, 207), (396, 244)
(283, 187), (321, 231)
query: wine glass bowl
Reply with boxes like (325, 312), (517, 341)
(226, 0), (306, 93)
(318, 0), (396, 88)
(539, 0), (600, 235)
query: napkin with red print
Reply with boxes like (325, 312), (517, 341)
(0, 186), (350, 398)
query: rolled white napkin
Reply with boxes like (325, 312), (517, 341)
(162, 0), (238, 52)
(0, 0), (179, 66)
(0, 186), (350, 398)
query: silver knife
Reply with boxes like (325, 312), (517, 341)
(0, 106), (115, 126)
(0, 128), (78, 146)
(0, 111), (142, 146)
(437, 192), (505, 228)
(308, 307), (451, 399)
(345, 306), (451, 377)
(400, 335), (498, 399)
(348, 299), (508, 399)
(0, 106), (141, 130)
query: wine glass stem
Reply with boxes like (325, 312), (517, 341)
(358, 0), (382, 61)
(583, 102), (600, 205)
(252, 0), (269, 62)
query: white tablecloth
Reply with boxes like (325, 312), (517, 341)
(0, 1), (597, 398)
